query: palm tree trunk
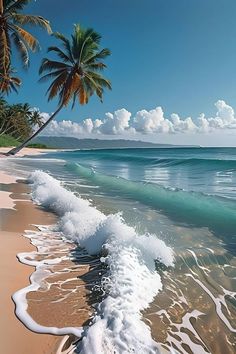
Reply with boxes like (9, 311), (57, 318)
(6, 105), (63, 155)
(0, 0), (3, 15)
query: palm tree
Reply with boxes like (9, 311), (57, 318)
(0, 102), (32, 138)
(0, 65), (21, 94)
(0, 95), (7, 113)
(0, 101), (44, 138)
(29, 109), (44, 128)
(7, 24), (111, 155)
(0, 0), (51, 93)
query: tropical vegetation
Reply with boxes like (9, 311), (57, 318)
(7, 24), (111, 155)
(0, 133), (20, 147)
(0, 0), (51, 94)
(0, 0), (111, 155)
(0, 98), (44, 141)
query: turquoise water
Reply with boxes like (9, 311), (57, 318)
(43, 147), (236, 248)
(13, 147), (236, 353)
(46, 147), (236, 198)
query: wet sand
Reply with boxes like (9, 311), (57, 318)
(0, 154), (95, 354)
(0, 169), (61, 353)
(143, 251), (236, 354)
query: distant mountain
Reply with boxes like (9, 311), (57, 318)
(32, 136), (199, 149)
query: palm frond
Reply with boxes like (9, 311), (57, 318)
(46, 71), (67, 101)
(72, 26), (101, 63)
(53, 32), (74, 63)
(13, 24), (39, 51)
(75, 26), (101, 46)
(39, 58), (70, 75)
(84, 48), (111, 64)
(0, 68), (21, 95)
(61, 72), (82, 106)
(83, 75), (104, 102)
(38, 69), (67, 83)
(12, 14), (52, 34)
(85, 62), (107, 71)
(47, 46), (72, 63)
(79, 86), (88, 105)
(11, 32), (29, 67)
(4, 0), (32, 13)
(87, 71), (112, 90)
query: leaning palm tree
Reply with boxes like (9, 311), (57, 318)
(0, 0), (51, 93)
(7, 24), (111, 155)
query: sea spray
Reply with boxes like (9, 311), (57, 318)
(28, 170), (174, 353)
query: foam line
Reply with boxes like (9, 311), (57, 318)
(26, 170), (174, 353)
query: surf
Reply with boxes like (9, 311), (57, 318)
(60, 148), (236, 169)
(16, 170), (174, 353)
(67, 162), (236, 244)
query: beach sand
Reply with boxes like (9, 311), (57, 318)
(0, 174), (62, 353)
(0, 147), (95, 354)
(0, 148), (62, 354)
(0, 146), (57, 157)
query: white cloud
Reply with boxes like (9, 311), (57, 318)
(133, 107), (173, 133)
(99, 109), (132, 134)
(40, 112), (51, 122)
(170, 113), (197, 133)
(215, 100), (234, 123)
(41, 100), (236, 138)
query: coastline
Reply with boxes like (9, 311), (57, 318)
(0, 146), (58, 157)
(0, 149), (61, 354)
(1, 146), (235, 353)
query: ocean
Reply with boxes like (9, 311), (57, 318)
(9, 147), (236, 353)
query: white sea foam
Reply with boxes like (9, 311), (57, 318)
(28, 170), (174, 353)
(12, 227), (83, 338)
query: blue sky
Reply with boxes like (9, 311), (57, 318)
(7, 0), (236, 145)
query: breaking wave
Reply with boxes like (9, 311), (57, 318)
(67, 163), (236, 241)
(65, 149), (236, 169)
(25, 170), (174, 353)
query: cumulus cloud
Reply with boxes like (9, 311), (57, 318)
(133, 107), (173, 133)
(98, 109), (132, 134)
(39, 112), (51, 122)
(42, 100), (236, 137)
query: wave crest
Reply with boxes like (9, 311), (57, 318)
(28, 170), (174, 353)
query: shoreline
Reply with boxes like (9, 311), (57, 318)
(0, 149), (61, 354)
(1, 147), (235, 353)
(0, 146), (59, 157)
(0, 147), (94, 354)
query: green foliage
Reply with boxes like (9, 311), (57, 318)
(0, 0), (52, 95)
(6, 24), (112, 156)
(0, 67), (21, 94)
(0, 134), (20, 147)
(0, 99), (45, 140)
(39, 24), (111, 108)
(26, 143), (50, 148)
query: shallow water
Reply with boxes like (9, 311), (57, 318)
(8, 147), (236, 353)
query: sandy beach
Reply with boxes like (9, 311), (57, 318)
(0, 147), (57, 157)
(0, 148), (61, 354)
(0, 147), (96, 354)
